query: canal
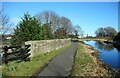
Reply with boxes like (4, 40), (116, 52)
(84, 40), (120, 69)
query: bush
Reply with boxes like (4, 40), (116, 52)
(113, 32), (120, 41)
(11, 13), (53, 45)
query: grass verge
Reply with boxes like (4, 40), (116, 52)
(71, 42), (93, 76)
(2, 44), (71, 77)
(71, 42), (118, 77)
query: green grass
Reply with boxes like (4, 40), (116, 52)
(0, 66), (2, 78)
(71, 42), (93, 76)
(2, 44), (71, 76)
(78, 37), (107, 41)
(71, 37), (108, 42)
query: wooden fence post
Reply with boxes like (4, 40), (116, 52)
(2, 44), (31, 63)
(3, 46), (8, 64)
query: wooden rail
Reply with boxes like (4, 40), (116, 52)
(2, 44), (31, 64)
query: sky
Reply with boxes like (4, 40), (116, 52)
(2, 2), (119, 36)
(1, 0), (120, 2)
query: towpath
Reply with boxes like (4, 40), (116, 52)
(38, 41), (78, 76)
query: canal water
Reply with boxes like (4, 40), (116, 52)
(84, 41), (120, 69)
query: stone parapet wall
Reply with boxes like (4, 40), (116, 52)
(25, 39), (71, 57)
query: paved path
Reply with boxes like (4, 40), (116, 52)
(38, 41), (78, 76)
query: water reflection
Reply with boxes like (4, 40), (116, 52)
(95, 41), (114, 51)
(113, 44), (120, 52)
(84, 40), (120, 69)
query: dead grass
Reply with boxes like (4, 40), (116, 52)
(71, 42), (112, 77)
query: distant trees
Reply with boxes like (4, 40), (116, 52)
(42, 23), (53, 39)
(11, 11), (74, 45)
(73, 25), (84, 38)
(113, 32), (120, 41)
(74, 25), (80, 37)
(36, 10), (60, 33)
(95, 27), (117, 37)
(60, 16), (73, 35)
(11, 10), (83, 45)
(54, 28), (67, 39)
(36, 10), (74, 39)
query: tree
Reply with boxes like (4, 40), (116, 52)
(42, 23), (53, 39)
(113, 32), (120, 41)
(95, 27), (117, 37)
(60, 16), (73, 35)
(73, 25), (83, 38)
(0, 10), (12, 41)
(54, 28), (67, 39)
(11, 12), (42, 45)
(36, 10), (74, 39)
(36, 10), (60, 33)
(95, 28), (105, 37)
(104, 27), (117, 37)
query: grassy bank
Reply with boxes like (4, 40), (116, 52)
(71, 42), (93, 76)
(71, 37), (108, 42)
(78, 37), (107, 41)
(71, 42), (113, 77)
(2, 44), (71, 77)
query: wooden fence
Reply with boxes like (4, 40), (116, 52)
(2, 45), (31, 64)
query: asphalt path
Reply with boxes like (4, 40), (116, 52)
(38, 41), (78, 76)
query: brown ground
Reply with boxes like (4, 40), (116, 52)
(83, 43), (120, 77)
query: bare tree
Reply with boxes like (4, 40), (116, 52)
(60, 16), (73, 35)
(35, 10), (60, 33)
(0, 10), (12, 42)
(95, 27), (117, 37)
(105, 27), (117, 37)
(35, 10), (75, 38)
(74, 25), (83, 37)
(0, 10), (11, 35)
